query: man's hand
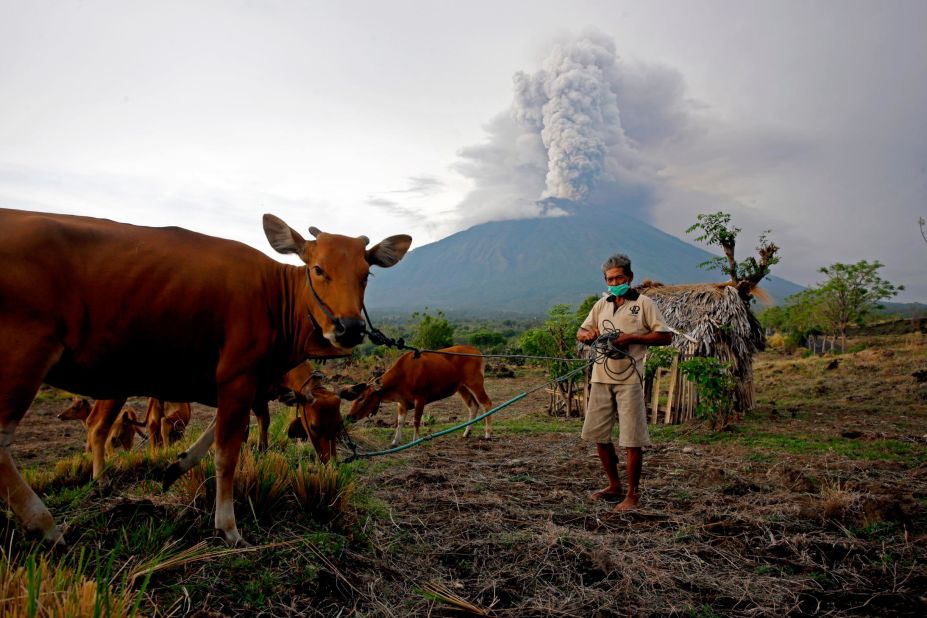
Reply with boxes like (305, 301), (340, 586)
(577, 327), (599, 343)
(609, 333), (635, 350)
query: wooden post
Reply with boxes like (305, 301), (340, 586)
(664, 354), (679, 425)
(651, 368), (663, 424)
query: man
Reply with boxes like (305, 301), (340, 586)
(576, 254), (673, 511)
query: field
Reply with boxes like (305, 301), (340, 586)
(2, 333), (926, 616)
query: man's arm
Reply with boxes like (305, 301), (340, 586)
(611, 330), (673, 349)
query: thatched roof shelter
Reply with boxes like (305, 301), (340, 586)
(637, 281), (765, 414)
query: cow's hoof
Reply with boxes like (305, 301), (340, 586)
(216, 529), (252, 548)
(162, 462), (184, 492)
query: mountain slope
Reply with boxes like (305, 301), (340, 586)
(366, 206), (803, 315)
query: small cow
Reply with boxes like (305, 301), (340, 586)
(342, 345), (493, 447)
(57, 398), (145, 455)
(286, 370), (343, 463)
(132, 399), (193, 452)
(163, 361), (344, 489)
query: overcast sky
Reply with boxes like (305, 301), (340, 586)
(2, 0), (925, 301)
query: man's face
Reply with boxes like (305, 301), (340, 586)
(604, 267), (631, 287)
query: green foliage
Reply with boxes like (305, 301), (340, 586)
(520, 303), (584, 383)
(645, 346), (677, 379)
(816, 260), (903, 337)
(679, 356), (736, 431)
(468, 328), (508, 353)
(686, 211), (779, 285)
(759, 288), (826, 344)
(762, 261), (904, 340)
(409, 309), (455, 349)
(576, 294), (599, 320)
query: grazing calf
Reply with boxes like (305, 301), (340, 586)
(136, 399), (193, 452)
(286, 370), (344, 463)
(342, 345), (493, 447)
(0, 208), (410, 545)
(57, 398), (145, 455)
(163, 361), (344, 489)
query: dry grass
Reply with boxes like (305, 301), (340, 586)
(0, 550), (139, 618)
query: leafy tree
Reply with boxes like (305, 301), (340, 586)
(409, 309), (455, 349)
(469, 329), (507, 353)
(520, 303), (585, 415)
(816, 260), (903, 337)
(759, 289), (826, 343)
(920, 216), (926, 245)
(576, 294), (599, 321)
(686, 212), (780, 299)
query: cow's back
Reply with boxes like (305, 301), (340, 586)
(387, 345), (484, 402)
(0, 209), (281, 402)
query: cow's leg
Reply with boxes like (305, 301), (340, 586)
(390, 402), (407, 448)
(0, 336), (64, 543)
(160, 417), (173, 447)
(146, 398), (163, 453)
(412, 399), (425, 442)
(458, 388), (478, 439)
(252, 400), (270, 452)
(213, 379), (255, 547)
(88, 399), (127, 477)
(162, 418), (216, 491)
(468, 382), (494, 439)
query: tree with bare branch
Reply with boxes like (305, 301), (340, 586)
(686, 212), (780, 300)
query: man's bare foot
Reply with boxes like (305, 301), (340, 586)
(590, 487), (623, 503)
(612, 493), (640, 511)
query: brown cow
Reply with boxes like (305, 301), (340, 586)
(0, 208), (409, 545)
(57, 398), (145, 455)
(342, 345), (493, 447)
(133, 399), (193, 452)
(163, 362), (343, 488)
(286, 371), (344, 463)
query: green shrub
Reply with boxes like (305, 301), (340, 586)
(679, 357), (736, 431)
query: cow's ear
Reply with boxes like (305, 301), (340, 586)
(263, 214), (309, 255)
(339, 383), (366, 401)
(367, 234), (412, 268)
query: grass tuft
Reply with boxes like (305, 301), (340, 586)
(0, 548), (142, 618)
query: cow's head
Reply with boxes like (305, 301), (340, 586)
(339, 381), (382, 422)
(263, 214), (411, 349)
(287, 391), (344, 464)
(58, 398), (92, 422)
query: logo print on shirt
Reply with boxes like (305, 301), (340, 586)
(629, 305), (640, 315)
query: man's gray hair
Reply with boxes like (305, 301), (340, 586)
(602, 254), (633, 277)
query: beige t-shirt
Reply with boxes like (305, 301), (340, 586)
(581, 293), (672, 385)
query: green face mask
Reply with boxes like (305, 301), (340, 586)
(607, 283), (629, 297)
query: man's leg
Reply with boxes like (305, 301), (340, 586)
(614, 381), (649, 511)
(582, 383), (622, 501)
(592, 442), (623, 500)
(614, 447), (642, 511)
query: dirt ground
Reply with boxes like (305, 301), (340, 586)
(5, 341), (927, 616)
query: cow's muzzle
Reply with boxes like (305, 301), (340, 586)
(333, 317), (366, 347)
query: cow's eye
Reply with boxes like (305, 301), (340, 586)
(313, 265), (324, 277)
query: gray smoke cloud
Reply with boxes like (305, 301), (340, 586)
(453, 31), (692, 228)
(512, 32), (629, 202)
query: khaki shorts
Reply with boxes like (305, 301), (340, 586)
(581, 381), (651, 447)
